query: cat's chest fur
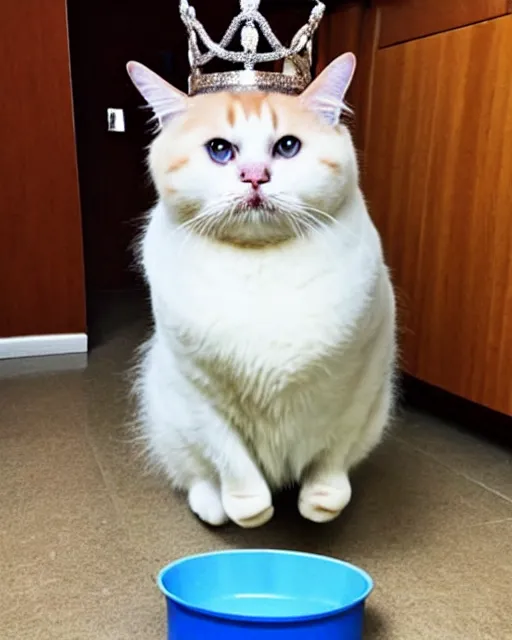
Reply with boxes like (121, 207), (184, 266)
(145, 203), (379, 392)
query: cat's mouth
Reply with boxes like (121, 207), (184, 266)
(238, 189), (279, 213)
(245, 192), (265, 208)
(198, 195), (297, 245)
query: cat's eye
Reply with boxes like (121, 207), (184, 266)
(273, 135), (301, 159)
(206, 138), (235, 164)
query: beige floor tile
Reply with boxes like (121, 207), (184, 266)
(1, 313), (511, 639)
(394, 410), (512, 503)
(364, 520), (512, 639)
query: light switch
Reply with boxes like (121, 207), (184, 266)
(107, 108), (125, 132)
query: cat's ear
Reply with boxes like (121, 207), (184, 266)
(300, 53), (356, 126)
(126, 61), (188, 126)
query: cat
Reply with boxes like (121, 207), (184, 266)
(127, 52), (396, 528)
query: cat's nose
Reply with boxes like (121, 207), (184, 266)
(239, 164), (271, 188)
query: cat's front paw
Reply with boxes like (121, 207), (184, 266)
(188, 480), (229, 527)
(299, 475), (352, 523)
(222, 486), (274, 529)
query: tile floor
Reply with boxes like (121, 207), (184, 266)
(1, 305), (511, 639)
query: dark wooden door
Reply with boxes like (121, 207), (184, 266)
(68, 0), (191, 293)
(0, 0), (86, 338)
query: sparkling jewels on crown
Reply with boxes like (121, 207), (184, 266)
(179, 0), (326, 96)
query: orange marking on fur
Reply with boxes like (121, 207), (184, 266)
(234, 93), (268, 119)
(167, 156), (189, 173)
(269, 104), (279, 130)
(320, 158), (341, 171)
(227, 102), (236, 127)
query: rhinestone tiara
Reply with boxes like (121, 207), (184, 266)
(179, 0), (326, 96)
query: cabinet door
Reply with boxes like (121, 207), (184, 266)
(364, 16), (512, 415)
(378, 0), (509, 47)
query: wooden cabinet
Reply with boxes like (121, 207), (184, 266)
(339, 3), (512, 416)
(377, 0), (509, 47)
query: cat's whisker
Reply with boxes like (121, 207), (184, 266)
(268, 196), (322, 241)
(295, 210), (338, 243)
(223, 201), (240, 236)
(204, 209), (228, 239)
(172, 197), (237, 240)
(302, 206), (374, 259)
(286, 211), (307, 241)
(173, 214), (214, 256)
(300, 203), (363, 239)
(273, 195), (374, 259)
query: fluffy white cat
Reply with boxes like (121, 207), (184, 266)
(127, 53), (396, 528)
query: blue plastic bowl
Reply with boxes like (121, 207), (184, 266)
(158, 549), (373, 639)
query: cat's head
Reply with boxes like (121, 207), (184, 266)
(127, 54), (357, 246)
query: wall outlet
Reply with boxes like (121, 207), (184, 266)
(107, 108), (125, 132)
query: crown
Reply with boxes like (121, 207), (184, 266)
(179, 0), (326, 96)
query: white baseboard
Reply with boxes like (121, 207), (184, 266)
(0, 333), (88, 360)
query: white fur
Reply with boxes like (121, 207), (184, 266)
(137, 188), (395, 528)
(131, 55), (396, 528)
